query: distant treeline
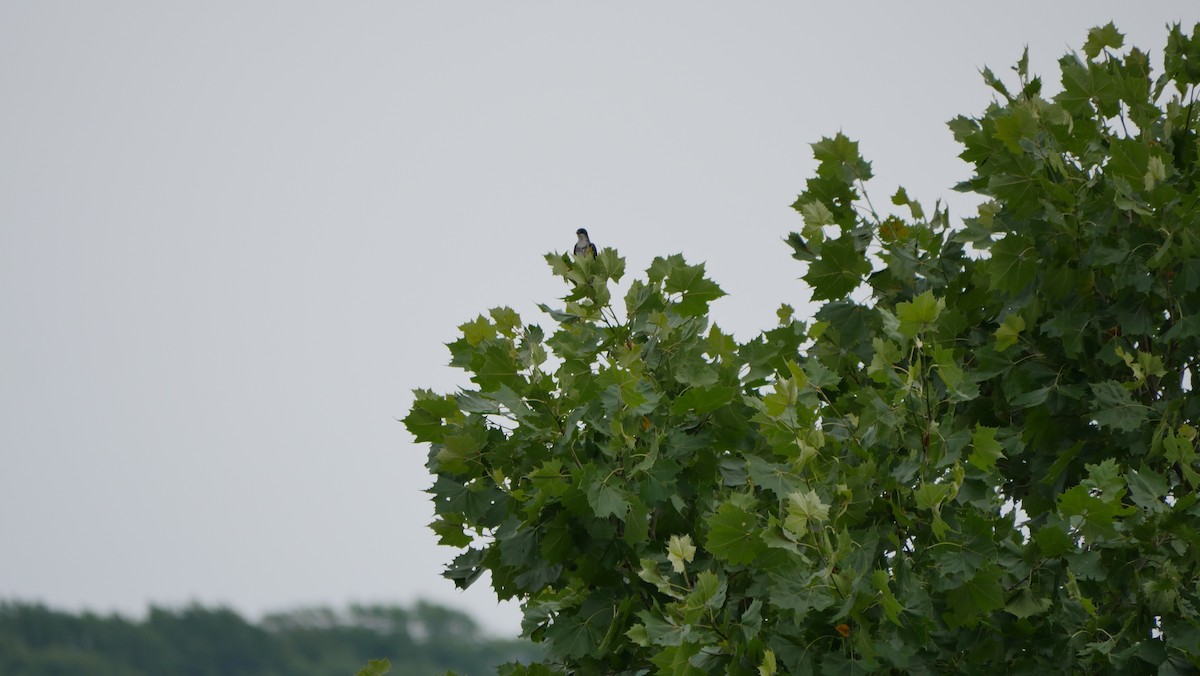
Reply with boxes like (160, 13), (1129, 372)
(0, 600), (539, 675)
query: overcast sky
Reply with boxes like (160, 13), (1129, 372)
(2, 2), (1197, 638)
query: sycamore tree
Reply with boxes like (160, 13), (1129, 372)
(404, 24), (1200, 674)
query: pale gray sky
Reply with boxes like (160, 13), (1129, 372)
(1, 3), (1196, 637)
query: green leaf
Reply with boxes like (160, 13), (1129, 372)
(803, 359), (842, 389)
(1034, 524), (1074, 557)
(675, 359), (719, 388)
(891, 186), (925, 219)
(870, 570), (904, 626)
(1083, 22), (1124, 59)
(759, 649), (778, 676)
(489, 306), (522, 337)
(1127, 467), (1169, 513)
(746, 455), (803, 498)
(803, 235), (870, 301)
(705, 501), (765, 565)
(1089, 380), (1149, 432)
(946, 567), (1005, 625)
(783, 489), (830, 537)
(1007, 385), (1052, 409)
(968, 425), (1005, 472)
(993, 104), (1038, 155)
(653, 254), (727, 317)
(785, 232), (816, 262)
(993, 313), (1025, 351)
(668, 534), (696, 574)
(430, 516), (473, 548)
(914, 482), (952, 511)
(811, 132), (873, 182)
(546, 599), (615, 659)
(1163, 428), (1200, 486)
(671, 385), (737, 415)
(404, 390), (459, 443)
(355, 658), (392, 676)
(895, 290), (944, 337)
(797, 200), (835, 233)
(981, 66), (1012, 99)
(1057, 53), (1119, 117)
(650, 643), (705, 676)
(460, 314), (498, 346)
(689, 570), (726, 609)
(626, 623), (650, 647)
(933, 347), (980, 401)
(586, 474), (631, 520)
(986, 235), (1038, 295)
(1005, 589), (1052, 619)
(1057, 485), (1132, 541)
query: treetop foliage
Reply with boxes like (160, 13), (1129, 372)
(406, 22), (1200, 674)
(0, 601), (533, 676)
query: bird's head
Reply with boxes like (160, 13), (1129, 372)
(576, 228), (589, 237)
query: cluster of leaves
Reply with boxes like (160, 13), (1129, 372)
(406, 23), (1200, 674)
(0, 601), (534, 676)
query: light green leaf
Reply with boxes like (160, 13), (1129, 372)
(626, 623), (650, 647)
(895, 290), (944, 337)
(1144, 154), (1167, 190)
(759, 649), (777, 676)
(798, 200), (835, 233)
(784, 489), (830, 537)
(914, 482), (952, 511)
(689, 570), (726, 610)
(667, 534), (696, 574)
(933, 347), (980, 401)
(994, 314), (1026, 351)
(355, 658), (392, 676)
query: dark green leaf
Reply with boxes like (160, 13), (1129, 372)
(1083, 22), (1124, 59)
(986, 234), (1038, 295)
(1089, 380), (1149, 431)
(803, 235), (870, 301)
(705, 501), (765, 565)
(671, 385), (737, 415)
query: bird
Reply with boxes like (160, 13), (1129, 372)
(573, 228), (598, 258)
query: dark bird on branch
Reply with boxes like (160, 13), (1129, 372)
(574, 228), (598, 258)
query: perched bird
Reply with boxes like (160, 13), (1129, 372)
(574, 228), (598, 258)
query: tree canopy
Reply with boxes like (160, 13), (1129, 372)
(406, 23), (1200, 674)
(0, 601), (535, 676)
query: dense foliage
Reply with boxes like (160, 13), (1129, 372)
(0, 601), (535, 675)
(406, 24), (1200, 674)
